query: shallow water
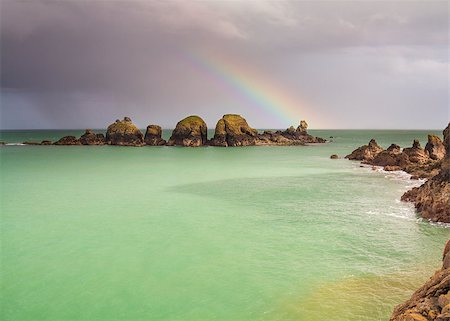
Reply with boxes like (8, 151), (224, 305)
(0, 130), (448, 321)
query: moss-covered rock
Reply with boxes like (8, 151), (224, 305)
(106, 117), (144, 146)
(144, 125), (166, 146)
(167, 116), (207, 147)
(210, 114), (258, 147)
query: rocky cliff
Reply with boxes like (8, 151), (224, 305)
(390, 240), (450, 321)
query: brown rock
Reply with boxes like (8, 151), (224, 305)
(297, 120), (308, 133)
(426, 135), (446, 160)
(54, 136), (81, 145)
(144, 125), (166, 146)
(167, 116), (207, 147)
(390, 240), (450, 321)
(403, 140), (430, 164)
(330, 154), (339, 159)
(210, 114), (257, 147)
(106, 117), (144, 146)
(345, 139), (384, 161)
(80, 129), (106, 145)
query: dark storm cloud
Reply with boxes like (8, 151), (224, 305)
(0, 0), (448, 129)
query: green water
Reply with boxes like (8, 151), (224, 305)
(0, 130), (448, 321)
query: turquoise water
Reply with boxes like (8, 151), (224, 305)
(1, 130), (448, 321)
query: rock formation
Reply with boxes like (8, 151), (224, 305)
(106, 117), (144, 146)
(144, 125), (166, 146)
(210, 114), (258, 147)
(54, 136), (81, 145)
(256, 120), (326, 146)
(403, 140), (430, 164)
(401, 123), (450, 223)
(167, 116), (207, 147)
(371, 144), (410, 168)
(79, 129), (106, 145)
(345, 139), (384, 161)
(390, 240), (450, 321)
(425, 135), (446, 161)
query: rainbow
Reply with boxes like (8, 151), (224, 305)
(183, 50), (313, 128)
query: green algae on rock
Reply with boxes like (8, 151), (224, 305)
(167, 115), (207, 147)
(106, 117), (144, 146)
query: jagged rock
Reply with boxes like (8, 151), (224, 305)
(144, 125), (166, 146)
(167, 116), (207, 147)
(297, 120), (308, 133)
(106, 117), (144, 146)
(384, 165), (402, 171)
(330, 154), (339, 159)
(54, 136), (81, 145)
(391, 240), (450, 321)
(345, 139), (384, 161)
(80, 129), (105, 145)
(372, 144), (410, 167)
(403, 140), (430, 164)
(401, 123), (450, 223)
(210, 114), (257, 147)
(426, 135), (446, 160)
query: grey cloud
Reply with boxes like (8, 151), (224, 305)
(0, 0), (448, 129)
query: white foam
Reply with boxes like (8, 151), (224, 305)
(5, 143), (26, 146)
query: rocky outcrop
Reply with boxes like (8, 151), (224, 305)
(54, 136), (81, 145)
(345, 139), (384, 161)
(79, 129), (105, 145)
(106, 117), (144, 146)
(167, 116), (207, 147)
(255, 120), (326, 146)
(144, 125), (166, 146)
(390, 240), (450, 321)
(401, 123), (450, 223)
(425, 135), (446, 161)
(403, 140), (430, 164)
(210, 114), (258, 147)
(371, 144), (410, 168)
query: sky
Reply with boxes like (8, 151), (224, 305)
(0, 0), (448, 130)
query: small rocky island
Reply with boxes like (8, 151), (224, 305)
(18, 114), (326, 147)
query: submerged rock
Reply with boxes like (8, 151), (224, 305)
(54, 136), (81, 145)
(330, 154), (339, 159)
(80, 129), (105, 145)
(167, 116), (207, 147)
(425, 135), (446, 160)
(106, 117), (144, 146)
(345, 139), (384, 161)
(144, 125), (166, 146)
(210, 114), (258, 147)
(390, 240), (450, 321)
(41, 140), (52, 145)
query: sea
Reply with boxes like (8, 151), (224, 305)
(1, 129), (449, 321)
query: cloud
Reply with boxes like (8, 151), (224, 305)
(0, 0), (448, 129)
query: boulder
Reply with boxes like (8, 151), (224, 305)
(144, 125), (166, 146)
(106, 117), (144, 146)
(403, 140), (430, 164)
(390, 240), (450, 321)
(80, 129), (106, 145)
(425, 135), (446, 160)
(345, 139), (384, 161)
(54, 136), (81, 145)
(330, 154), (339, 159)
(210, 114), (258, 147)
(167, 116), (207, 147)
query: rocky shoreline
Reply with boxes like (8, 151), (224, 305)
(342, 123), (449, 224)
(340, 123), (449, 321)
(9, 114), (326, 147)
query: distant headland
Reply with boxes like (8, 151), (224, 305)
(10, 114), (326, 147)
